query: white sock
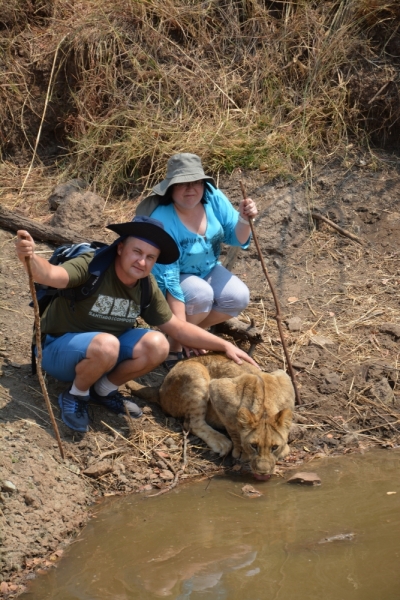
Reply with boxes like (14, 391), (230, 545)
(70, 382), (90, 397)
(94, 375), (119, 397)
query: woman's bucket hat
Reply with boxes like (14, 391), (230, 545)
(135, 153), (216, 217)
(152, 153), (216, 196)
(89, 216), (180, 275)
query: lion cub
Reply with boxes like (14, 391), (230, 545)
(127, 354), (295, 478)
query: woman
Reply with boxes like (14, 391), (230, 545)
(135, 153), (258, 369)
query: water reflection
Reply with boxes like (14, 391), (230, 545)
(22, 450), (400, 600)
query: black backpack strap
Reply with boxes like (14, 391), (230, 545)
(140, 276), (152, 315)
(31, 344), (37, 376)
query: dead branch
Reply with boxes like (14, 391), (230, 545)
(311, 211), (363, 245)
(0, 205), (90, 245)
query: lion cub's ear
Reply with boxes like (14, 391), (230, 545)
(270, 408), (293, 431)
(237, 407), (259, 429)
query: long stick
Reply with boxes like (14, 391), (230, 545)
(25, 254), (65, 459)
(239, 181), (302, 406)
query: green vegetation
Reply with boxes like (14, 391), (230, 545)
(0, 0), (399, 194)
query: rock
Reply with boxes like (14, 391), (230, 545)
(286, 316), (302, 332)
(287, 472), (321, 485)
(0, 582), (9, 594)
(48, 179), (88, 210)
(49, 191), (104, 232)
(319, 372), (341, 394)
(165, 437), (177, 448)
(371, 378), (394, 405)
(379, 323), (400, 339)
(2, 480), (17, 493)
(309, 335), (335, 348)
(342, 433), (359, 447)
(288, 424), (304, 442)
(83, 460), (113, 478)
(160, 470), (174, 481)
(23, 493), (39, 507)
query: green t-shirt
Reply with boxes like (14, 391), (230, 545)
(41, 253), (172, 337)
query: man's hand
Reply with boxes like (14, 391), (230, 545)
(15, 229), (69, 288)
(16, 230), (35, 263)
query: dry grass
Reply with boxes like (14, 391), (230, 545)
(1, 0), (399, 196)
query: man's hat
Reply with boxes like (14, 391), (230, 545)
(89, 216), (179, 275)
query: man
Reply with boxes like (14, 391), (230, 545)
(16, 216), (258, 433)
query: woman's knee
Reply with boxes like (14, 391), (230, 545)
(215, 280), (250, 315)
(181, 275), (214, 315)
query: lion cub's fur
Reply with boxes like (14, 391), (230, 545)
(127, 354), (295, 477)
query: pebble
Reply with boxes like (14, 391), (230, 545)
(2, 480), (17, 493)
(83, 460), (113, 478)
(371, 378), (394, 405)
(309, 335), (335, 348)
(286, 317), (302, 332)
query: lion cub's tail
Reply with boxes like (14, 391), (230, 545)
(125, 380), (161, 404)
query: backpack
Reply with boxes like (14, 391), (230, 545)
(31, 241), (152, 374)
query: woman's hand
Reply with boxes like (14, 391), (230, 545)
(239, 197), (258, 222)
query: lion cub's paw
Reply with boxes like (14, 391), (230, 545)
(231, 446), (241, 459)
(205, 433), (232, 457)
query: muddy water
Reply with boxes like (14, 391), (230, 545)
(22, 450), (400, 600)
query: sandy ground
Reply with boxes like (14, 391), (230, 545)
(1, 156), (400, 596)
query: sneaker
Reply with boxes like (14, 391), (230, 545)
(89, 386), (143, 419)
(58, 388), (90, 432)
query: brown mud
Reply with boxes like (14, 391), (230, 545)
(1, 157), (400, 596)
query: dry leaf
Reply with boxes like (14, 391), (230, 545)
(241, 484), (263, 498)
(287, 296), (299, 303)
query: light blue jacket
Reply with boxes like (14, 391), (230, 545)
(151, 184), (250, 302)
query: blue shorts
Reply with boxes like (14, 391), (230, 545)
(40, 329), (150, 382)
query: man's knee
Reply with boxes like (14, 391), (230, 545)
(135, 331), (169, 363)
(87, 333), (120, 365)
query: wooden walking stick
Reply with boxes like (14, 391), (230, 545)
(239, 181), (302, 406)
(22, 238), (65, 458)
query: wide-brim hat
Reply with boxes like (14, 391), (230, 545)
(152, 153), (216, 196)
(89, 216), (179, 275)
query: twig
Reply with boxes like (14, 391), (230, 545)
(147, 429), (189, 497)
(24, 254), (65, 459)
(18, 35), (68, 197)
(240, 180), (302, 405)
(101, 421), (151, 459)
(311, 212), (363, 245)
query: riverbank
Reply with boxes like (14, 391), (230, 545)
(1, 157), (399, 596)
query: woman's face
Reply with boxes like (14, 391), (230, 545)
(171, 180), (204, 211)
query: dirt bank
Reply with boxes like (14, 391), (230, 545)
(1, 157), (400, 596)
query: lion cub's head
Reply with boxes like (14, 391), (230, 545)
(237, 406), (293, 480)
(209, 370), (295, 479)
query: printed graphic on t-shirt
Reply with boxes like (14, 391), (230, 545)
(90, 294), (140, 322)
